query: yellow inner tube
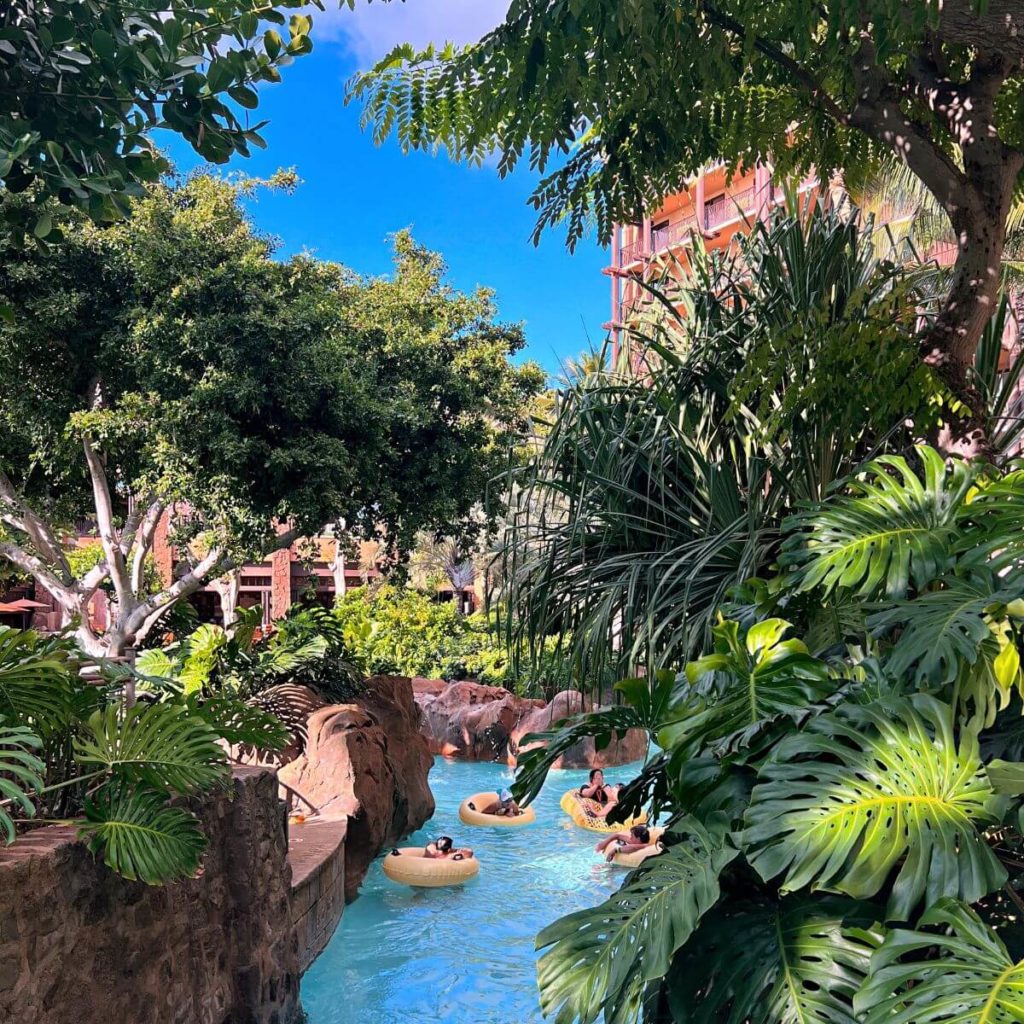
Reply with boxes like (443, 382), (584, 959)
(381, 847), (480, 888)
(459, 791), (537, 827)
(560, 789), (648, 833)
(610, 828), (665, 868)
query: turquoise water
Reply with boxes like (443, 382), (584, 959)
(301, 756), (641, 1024)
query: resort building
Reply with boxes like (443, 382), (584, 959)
(605, 163), (966, 368)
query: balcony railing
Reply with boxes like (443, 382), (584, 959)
(652, 215), (699, 252)
(617, 237), (647, 267)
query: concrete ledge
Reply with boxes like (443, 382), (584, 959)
(288, 817), (348, 973)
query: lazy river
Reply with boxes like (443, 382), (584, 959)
(302, 755), (644, 1024)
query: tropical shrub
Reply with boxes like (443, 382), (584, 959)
(332, 585), (566, 695)
(500, 205), (948, 686)
(512, 447), (1024, 1024)
(0, 625), (287, 884)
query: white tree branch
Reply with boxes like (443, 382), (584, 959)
(0, 540), (77, 610)
(0, 470), (72, 580)
(81, 437), (134, 611)
(129, 500), (165, 594)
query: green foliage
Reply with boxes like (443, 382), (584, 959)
(78, 785), (206, 885)
(74, 703), (228, 795)
(536, 817), (738, 1024)
(668, 896), (881, 1024)
(350, 2), (1024, 250)
(0, 721), (44, 843)
(1, 0), (317, 234)
(660, 618), (832, 759)
(0, 626), (74, 735)
(856, 898), (1024, 1023)
(743, 696), (1007, 920)
(0, 176), (542, 650)
(333, 585), (553, 693)
(500, 206), (928, 683)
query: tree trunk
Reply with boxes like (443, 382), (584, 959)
(923, 151), (1023, 456)
(212, 569), (241, 628)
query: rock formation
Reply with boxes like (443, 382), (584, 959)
(508, 689), (648, 769)
(412, 679), (647, 768)
(412, 678), (544, 760)
(280, 675), (434, 902)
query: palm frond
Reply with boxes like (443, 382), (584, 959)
(0, 626), (74, 734)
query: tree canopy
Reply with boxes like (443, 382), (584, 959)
(351, 0), (1024, 445)
(0, 173), (543, 654)
(0, 0), (327, 238)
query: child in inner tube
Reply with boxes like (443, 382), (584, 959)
(594, 825), (654, 862)
(578, 768), (623, 818)
(482, 787), (522, 817)
(424, 835), (474, 860)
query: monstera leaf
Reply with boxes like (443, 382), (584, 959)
(0, 721), (44, 844)
(742, 695), (1007, 920)
(78, 785), (206, 885)
(74, 703), (228, 795)
(535, 816), (738, 1024)
(868, 575), (1017, 688)
(668, 895), (881, 1024)
(186, 694), (290, 751)
(856, 899), (1024, 1023)
(0, 626), (73, 734)
(782, 446), (974, 600)
(658, 618), (832, 759)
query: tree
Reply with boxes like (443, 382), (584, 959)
(0, 0), (322, 237)
(0, 174), (543, 656)
(351, 0), (1024, 450)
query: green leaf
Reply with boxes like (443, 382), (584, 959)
(668, 895), (882, 1024)
(74, 703), (228, 795)
(0, 627), (73, 734)
(205, 60), (234, 94)
(228, 85), (259, 109)
(78, 785), (206, 884)
(742, 695), (1007, 920)
(660, 618), (832, 758)
(91, 29), (115, 60)
(0, 721), (44, 844)
(188, 694), (289, 751)
(868, 575), (1008, 688)
(856, 898), (1024, 1024)
(511, 704), (645, 808)
(536, 816), (738, 1024)
(782, 446), (974, 600)
(985, 759), (1024, 795)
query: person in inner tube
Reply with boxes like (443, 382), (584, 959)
(482, 787), (522, 817)
(579, 768), (622, 817)
(594, 825), (654, 862)
(424, 835), (474, 860)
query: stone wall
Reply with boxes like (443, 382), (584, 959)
(0, 767), (301, 1024)
(289, 818), (348, 973)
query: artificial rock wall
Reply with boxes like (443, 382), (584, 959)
(0, 767), (301, 1024)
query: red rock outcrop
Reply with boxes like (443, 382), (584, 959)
(508, 689), (648, 769)
(280, 675), (434, 902)
(413, 678), (544, 760)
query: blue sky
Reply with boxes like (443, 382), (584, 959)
(161, 0), (609, 379)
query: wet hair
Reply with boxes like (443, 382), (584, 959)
(630, 825), (651, 844)
(588, 768), (604, 782)
(435, 836), (453, 853)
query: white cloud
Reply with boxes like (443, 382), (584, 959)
(310, 0), (509, 65)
